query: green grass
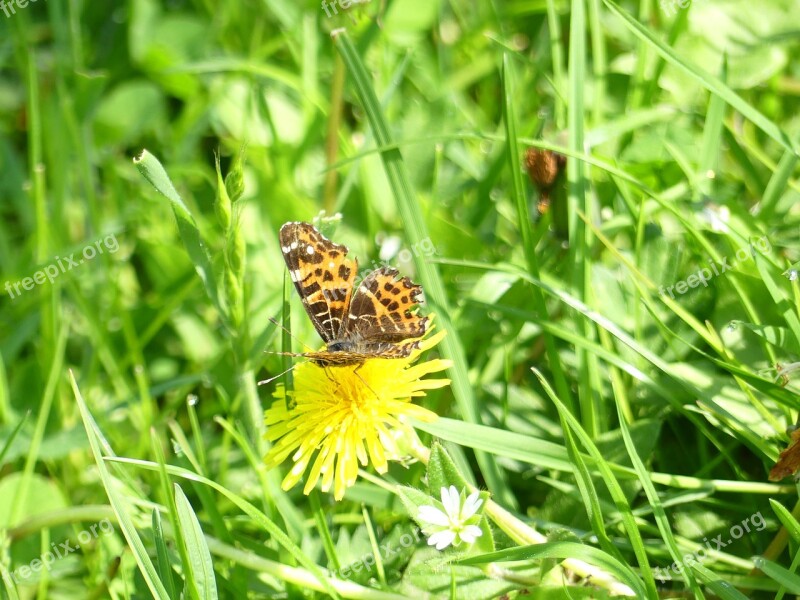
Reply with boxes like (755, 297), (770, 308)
(2, 0), (800, 598)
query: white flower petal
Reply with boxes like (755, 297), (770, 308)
(461, 491), (483, 519)
(441, 485), (460, 518)
(458, 525), (483, 544)
(418, 505), (450, 526)
(428, 529), (456, 550)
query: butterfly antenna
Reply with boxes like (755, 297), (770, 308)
(258, 363), (299, 386)
(268, 316), (316, 353)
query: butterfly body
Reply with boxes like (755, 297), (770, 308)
(279, 221), (428, 366)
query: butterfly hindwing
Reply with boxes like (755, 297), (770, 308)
(346, 266), (428, 344)
(279, 222), (358, 343)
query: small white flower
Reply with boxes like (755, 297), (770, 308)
(418, 485), (484, 550)
(701, 204), (730, 233)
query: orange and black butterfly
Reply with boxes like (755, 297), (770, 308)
(279, 222), (428, 366)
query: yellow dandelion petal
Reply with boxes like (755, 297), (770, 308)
(281, 457), (306, 491)
(344, 441), (358, 483)
(383, 400), (439, 422)
(303, 445), (329, 494)
(405, 358), (454, 380)
(263, 320), (450, 500)
(412, 328), (446, 355)
(366, 427), (388, 473)
(409, 378), (452, 391)
(319, 444), (337, 493)
(354, 429), (369, 465)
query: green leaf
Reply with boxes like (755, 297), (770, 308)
(753, 556), (800, 593)
(769, 499), (800, 544)
(689, 562), (751, 600)
(94, 81), (166, 146)
(403, 547), (516, 599)
(134, 149), (223, 316)
(0, 473), (67, 528)
(174, 483), (218, 600)
(413, 417), (572, 472)
(426, 443), (470, 494)
(396, 485), (435, 526)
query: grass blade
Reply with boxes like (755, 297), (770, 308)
(333, 30), (514, 508)
(459, 541), (644, 597)
(105, 456), (341, 599)
(174, 483), (219, 600)
(152, 509), (178, 599)
(602, 0), (798, 156)
(69, 371), (171, 600)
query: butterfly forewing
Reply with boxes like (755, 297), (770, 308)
(279, 222), (358, 343)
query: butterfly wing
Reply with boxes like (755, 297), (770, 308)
(345, 266), (428, 346)
(279, 222), (357, 343)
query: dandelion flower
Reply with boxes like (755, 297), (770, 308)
(264, 328), (451, 500)
(418, 485), (484, 550)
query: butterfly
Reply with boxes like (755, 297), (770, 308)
(278, 221), (429, 366)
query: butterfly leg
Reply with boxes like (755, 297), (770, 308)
(352, 362), (381, 400)
(323, 366), (337, 383)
